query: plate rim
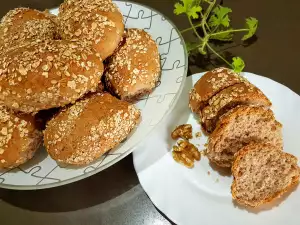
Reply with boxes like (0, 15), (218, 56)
(0, 0), (188, 190)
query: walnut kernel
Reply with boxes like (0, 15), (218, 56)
(171, 139), (201, 168)
(171, 124), (192, 140)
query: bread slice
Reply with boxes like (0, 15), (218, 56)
(189, 67), (246, 115)
(201, 82), (271, 133)
(207, 106), (282, 167)
(232, 143), (300, 207)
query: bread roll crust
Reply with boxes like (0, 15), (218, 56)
(58, 0), (124, 60)
(0, 106), (43, 169)
(0, 40), (104, 113)
(189, 67), (246, 115)
(105, 28), (161, 102)
(231, 143), (300, 207)
(44, 92), (141, 165)
(0, 8), (59, 53)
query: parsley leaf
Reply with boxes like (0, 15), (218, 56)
(208, 6), (232, 28)
(174, 0), (258, 72)
(231, 57), (245, 73)
(174, 2), (186, 15)
(210, 29), (233, 41)
(242, 17), (258, 40)
(174, 0), (202, 19)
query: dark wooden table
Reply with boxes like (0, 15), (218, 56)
(0, 1), (299, 224)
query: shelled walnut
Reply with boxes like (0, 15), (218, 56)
(172, 139), (201, 168)
(171, 124), (192, 140)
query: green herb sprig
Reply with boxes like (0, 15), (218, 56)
(174, 0), (258, 72)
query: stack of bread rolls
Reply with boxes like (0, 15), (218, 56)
(0, 0), (161, 169)
(189, 67), (299, 207)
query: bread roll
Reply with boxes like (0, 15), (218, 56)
(105, 28), (161, 102)
(58, 0), (124, 60)
(0, 106), (43, 169)
(189, 67), (246, 115)
(232, 142), (300, 207)
(44, 92), (141, 165)
(0, 8), (59, 53)
(0, 40), (104, 113)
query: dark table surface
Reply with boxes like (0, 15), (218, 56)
(0, 0), (299, 225)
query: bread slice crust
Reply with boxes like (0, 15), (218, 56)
(189, 67), (246, 115)
(201, 82), (271, 133)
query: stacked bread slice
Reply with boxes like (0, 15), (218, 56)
(207, 105), (283, 167)
(189, 68), (300, 207)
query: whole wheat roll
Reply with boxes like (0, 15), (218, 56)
(0, 8), (59, 54)
(104, 28), (161, 102)
(58, 0), (124, 60)
(0, 106), (43, 169)
(0, 40), (104, 113)
(44, 92), (141, 165)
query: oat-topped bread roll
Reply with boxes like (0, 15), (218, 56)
(58, 0), (124, 60)
(44, 92), (141, 165)
(201, 82), (271, 133)
(0, 40), (104, 113)
(232, 143), (300, 207)
(207, 106), (282, 167)
(0, 106), (43, 169)
(105, 28), (161, 102)
(189, 67), (246, 115)
(0, 8), (59, 53)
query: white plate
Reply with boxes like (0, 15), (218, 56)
(0, 1), (188, 190)
(133, 73), (300, 225)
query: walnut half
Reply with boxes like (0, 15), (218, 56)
(171, 124), (192, 140)
(172, 139), (201, 168)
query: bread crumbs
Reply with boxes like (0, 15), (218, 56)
(195, 132), (202, 138)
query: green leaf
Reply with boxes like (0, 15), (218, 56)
(231, 57), (245, 73)
(242, 17), (258, 40)
(174, 2), (186, 15)
(174, 0), (202, 19)
(208, 6), (232, 28)
(210, 29), (233, 41)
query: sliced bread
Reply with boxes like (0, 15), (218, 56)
(207, 105), (282, 167)
(189, 67), (246, 115)
(232, 142), (300, 207)
(201, 82), (271, 133)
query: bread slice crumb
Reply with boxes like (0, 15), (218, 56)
(231, 142), (300, 207)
